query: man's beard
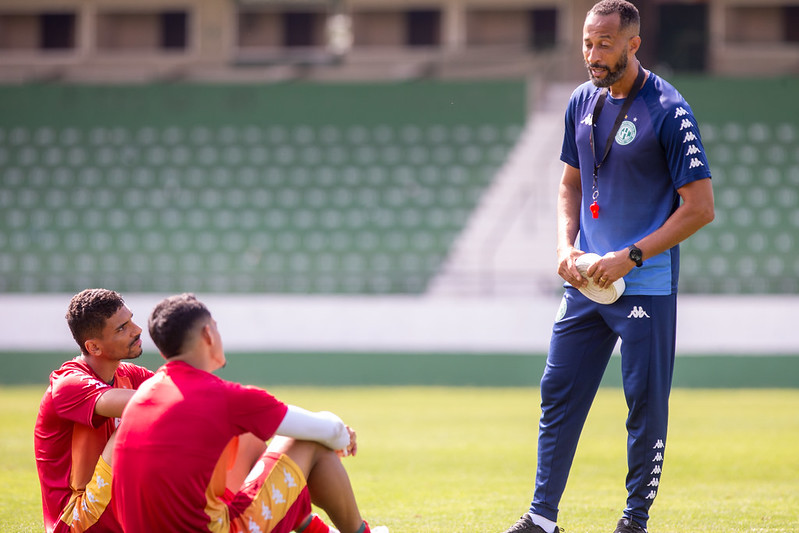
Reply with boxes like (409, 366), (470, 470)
(586, 51), (628, 88)
(127, 335), (143, 359)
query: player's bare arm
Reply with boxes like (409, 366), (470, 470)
(94, 388), (137, 418)
(588, 178), (715, 287)
(556, 163), (587, 288)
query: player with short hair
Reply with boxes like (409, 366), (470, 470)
(501, 1), (714, 533)
(112, 293), (387, 533)
(34, 288), (154, 532)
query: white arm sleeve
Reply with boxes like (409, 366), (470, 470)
(275, 405), (351, 451)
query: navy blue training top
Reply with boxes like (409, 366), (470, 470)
(560, 71), (712, 295)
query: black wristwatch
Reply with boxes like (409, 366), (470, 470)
(628, 245), (643, 267)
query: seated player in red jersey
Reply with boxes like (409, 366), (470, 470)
(34, 288), (154, 533)
(112, 293), (387, 533)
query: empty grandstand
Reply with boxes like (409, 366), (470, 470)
(2, 77), (797, 296)
(674, 77), (799, 294)
(0, 0), (797, 357)
(0, 81), (524, 294)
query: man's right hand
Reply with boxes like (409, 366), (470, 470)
(558, 247), (588, 289)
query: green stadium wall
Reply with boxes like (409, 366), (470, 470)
(2, 351), (797, 389)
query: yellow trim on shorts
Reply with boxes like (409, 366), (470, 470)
(233, 453), (308, 533)
(59, 456), (113, 532)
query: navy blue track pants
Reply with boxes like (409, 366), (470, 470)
(530, 287), (677, 528)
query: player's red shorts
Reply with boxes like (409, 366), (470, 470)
(226, 452), (311, 533)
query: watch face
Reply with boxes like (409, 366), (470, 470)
(630, 247), (642, 264)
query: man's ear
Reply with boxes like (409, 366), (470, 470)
(629, 35), (641, 57)
(84, 339), (102, 357)
(200, 323), (214, 346)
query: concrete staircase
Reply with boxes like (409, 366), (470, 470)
(428, 81), (575, 296)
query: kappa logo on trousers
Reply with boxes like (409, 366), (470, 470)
(627, 306), (651, 319)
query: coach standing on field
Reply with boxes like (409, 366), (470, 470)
(501, 2), (715, 533)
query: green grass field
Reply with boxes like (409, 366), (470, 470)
(2, 386), (797, 532)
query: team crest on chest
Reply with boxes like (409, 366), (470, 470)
(615, 120), (637, 145)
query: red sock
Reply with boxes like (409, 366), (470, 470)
(298, 514), (334, 533)
(298, 515), (372, 533)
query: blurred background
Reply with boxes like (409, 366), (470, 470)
(0, 0), (797, 387)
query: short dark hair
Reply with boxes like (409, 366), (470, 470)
(148, 293), (211, 358)
(66, 289), (126, 355)
(588, 0), (640, 36)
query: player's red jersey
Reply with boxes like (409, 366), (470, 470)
(112, 360), (289, 532)
(34, 357), (153, 533)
